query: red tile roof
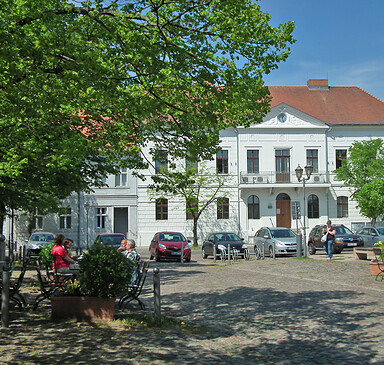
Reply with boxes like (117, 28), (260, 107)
(268, 81), (384, 125)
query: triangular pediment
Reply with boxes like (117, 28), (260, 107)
(250, 103), (329, 129)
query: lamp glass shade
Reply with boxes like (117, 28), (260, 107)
(295, 165), (303, 180)
(304, 165), (313, 178)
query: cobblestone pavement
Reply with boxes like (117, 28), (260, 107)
(1, 247), (384, 364)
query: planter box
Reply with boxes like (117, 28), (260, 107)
(51, 296), (115, 321)
(369, 262), (384, 277)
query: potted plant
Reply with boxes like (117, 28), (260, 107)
(369, 241), (384, 276)
(51, 244), (134, 321)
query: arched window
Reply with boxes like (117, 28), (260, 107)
(308, 194), (319, 218)
(247, 195), (260, 219)
(337, 196), (348, 218)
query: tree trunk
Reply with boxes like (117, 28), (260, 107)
(192, 217), (199, 247)
(0, 203), (6, 235)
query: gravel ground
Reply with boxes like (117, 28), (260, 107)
(1, 247), (383, 364)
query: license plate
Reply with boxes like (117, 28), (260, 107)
(347, 243), (357, 247)
(171, 252), (181, 255)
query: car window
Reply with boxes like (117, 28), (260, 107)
(256, 230), (264, 238)
(215, 234), (225, 241)
(30, 233), (54, 242)
(100, 235), (125, 244)
(160, 233), (186, 242)
(270, 229), (296, 238)
(376, 228), (384, 235)
(335, 226), (353, 235)
(226, 233), (241, 241)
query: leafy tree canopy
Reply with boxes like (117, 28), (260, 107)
(335, 139), (384, 223)
(0, 0), (295, 221)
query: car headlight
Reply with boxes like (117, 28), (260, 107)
(273, 241), (285, 247)
(184, 244), (191, 250)
(158, 243), (166, 249)
(217, 244), (226, 251)
(242, 244), (248, 249)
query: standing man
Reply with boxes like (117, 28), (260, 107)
(323, 220), (336, 261)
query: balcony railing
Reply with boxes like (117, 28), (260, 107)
(240, 171), (333, 185)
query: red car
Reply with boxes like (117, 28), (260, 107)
(149, 231), (191, 262)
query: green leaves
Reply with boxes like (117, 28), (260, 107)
(334, 139), (384, 222)
(0, 0), (294, 222)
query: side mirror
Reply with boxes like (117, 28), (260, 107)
(241, 238), (244, 241)
(187, 240), (191, 243)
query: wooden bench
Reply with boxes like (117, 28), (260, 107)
(353, 247), (376, 260)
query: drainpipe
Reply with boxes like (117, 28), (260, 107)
(325, 125), (332, 219)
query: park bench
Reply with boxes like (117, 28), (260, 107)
(118, 261), (149, 310)
(32, 257), (75, 310)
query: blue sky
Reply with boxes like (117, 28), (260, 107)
(258, 0), (384, 101)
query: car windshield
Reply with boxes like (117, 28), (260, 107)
(100, 235), (125, 244)
(270, 229), (296, 238)
(160, 233), (186, 242)
(376, 228), (384, 235)
(334, 226), (353, 235)
(214, 233), (241, 241)
(30, 233), (54, 242)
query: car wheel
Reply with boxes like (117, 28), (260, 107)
(155, 251), (161, 262)
(202, 248), (208, 259)
(308, 243), (316, 255)
(268, 245), (274, 258)
(149, 254), (154, 260)
(333, 246), (343, 254)
(185, 258), (191, 262)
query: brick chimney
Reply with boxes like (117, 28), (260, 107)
(307, 79), (329, 90)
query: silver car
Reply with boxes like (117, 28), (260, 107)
(254, 227), (297, 257)
(26, 231), (55, 255)
(356, 227), (384, 247)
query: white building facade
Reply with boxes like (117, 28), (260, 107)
(6, 80), (384, 247)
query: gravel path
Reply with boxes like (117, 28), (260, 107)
(1, 248), (383, 364)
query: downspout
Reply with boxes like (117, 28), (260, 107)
(236, 128), (242, 236)
(325, 125), (333, 219)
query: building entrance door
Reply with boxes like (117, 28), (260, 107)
(114, 207), (128, 235)
(276, 193), (291, 228)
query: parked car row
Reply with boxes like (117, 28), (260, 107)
(27, 224), (383, 261)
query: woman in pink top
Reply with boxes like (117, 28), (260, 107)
(51, 234), (75, 273)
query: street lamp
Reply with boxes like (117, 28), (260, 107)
(84, 202), (90, 250)
(295, 164), (313, 257)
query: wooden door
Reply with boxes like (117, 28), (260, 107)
(276, 198), (291, 228)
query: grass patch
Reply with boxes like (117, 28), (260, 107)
(115, 312), (202, 333)
(291, 256), (313, 261)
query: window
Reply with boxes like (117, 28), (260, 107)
(247, 195), (260, 219)
(307, 194), (319, 219)
(217, 197), (229, 219)
(247, 150), (259, 173)
(96, 208), (107, 229)
(275, 149), (290, 182)
(186, 155), (198, 173)
(337, 196), (348, 218)
(156, 198), (168, 220)
(186, 198), (198, 220)
(336, 149), (347, 169)
(216, 150), (228, 174)
(59, 208), (72, 229)
(155, 150), (168, 173)
(306, 149), (318, 173)
(115, 168), (128, 187)
(32, 210), (43, 230)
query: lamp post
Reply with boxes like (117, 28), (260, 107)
(295, 164), (313, 257)
(84, 202), (90, 250)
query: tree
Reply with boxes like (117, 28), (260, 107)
(148, 162), (233, 246)
(1, 0), (295, 231)
(334, 139), (384, 224)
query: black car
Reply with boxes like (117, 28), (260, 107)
(202, 232), (248, 259)
(307, 224), (364, 255)
(94, 233), (126, 249)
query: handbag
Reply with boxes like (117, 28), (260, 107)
(321, 233), (328, 243)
